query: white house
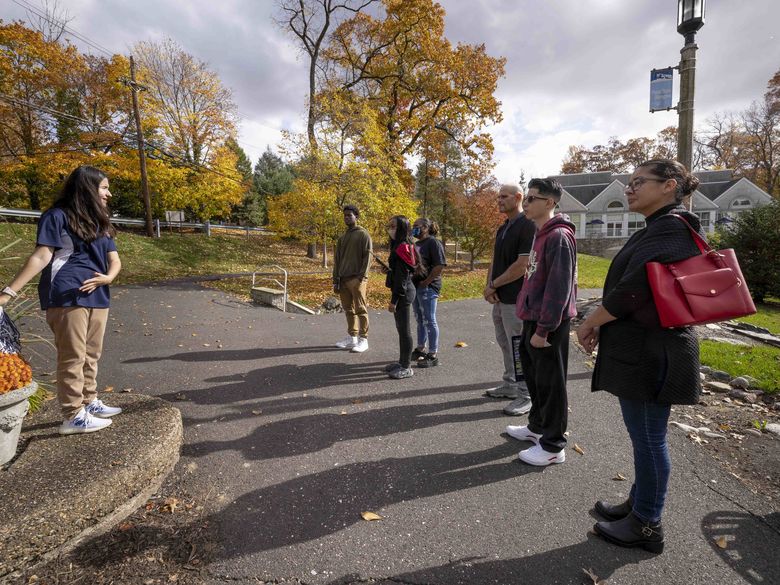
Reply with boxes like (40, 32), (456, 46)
(551, 170), (774, 239)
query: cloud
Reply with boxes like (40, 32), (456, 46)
(2, 0), (778, 175)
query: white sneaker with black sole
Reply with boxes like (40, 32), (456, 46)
(59, 408), (112, 435)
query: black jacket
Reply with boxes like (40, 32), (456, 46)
(592, 204), (704, 404)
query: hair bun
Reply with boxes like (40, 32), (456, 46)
(682, 175), (700, 197)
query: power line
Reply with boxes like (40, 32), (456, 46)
(11, 0), (115, 57)
(0, 93), (246, 186)
(0, 141), (124, 158)
(11, 0), (284, 156)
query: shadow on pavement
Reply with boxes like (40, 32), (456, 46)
(701, 510), (780, 584)
(68, 441), (548, 567)
(124, 345), (343, 363)
(177, 377), (494, 425)
(182, 395), (503, 460)
(328, 538), (652, 585)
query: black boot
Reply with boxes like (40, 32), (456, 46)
(594, 496), (633, 521)
(593, 512), (664, 554)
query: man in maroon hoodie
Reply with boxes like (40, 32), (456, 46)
(506, 178), (578, 466)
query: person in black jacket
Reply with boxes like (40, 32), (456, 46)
(384, 215), (418, 379)
(577, 159), (704, 554)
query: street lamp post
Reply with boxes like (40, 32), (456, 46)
(676, 0), (706, 173)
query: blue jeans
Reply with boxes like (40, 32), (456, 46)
(619, 397), (672, 524)
(412, 286), (439, 353)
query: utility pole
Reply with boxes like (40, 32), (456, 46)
(123, 56), (154, 237)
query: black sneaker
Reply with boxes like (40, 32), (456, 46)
(417, 353), (439, 368)
(411, 348), (427, 361)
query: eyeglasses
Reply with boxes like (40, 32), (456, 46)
(624, 177), (668, 192)
(523, 194), (552, 204)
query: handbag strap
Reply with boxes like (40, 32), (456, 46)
(666, 213), (710, 254)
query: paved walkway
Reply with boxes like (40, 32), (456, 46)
(48, 284), (780, 583)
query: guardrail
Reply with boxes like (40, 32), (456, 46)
(0, 207), (271, 238)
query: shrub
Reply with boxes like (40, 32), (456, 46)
(719, 199), (780, 303)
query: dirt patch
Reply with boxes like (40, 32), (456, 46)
(673, 392), (780, 509)
(14, 487), (219, 585)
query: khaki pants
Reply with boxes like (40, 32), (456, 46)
(46, 307), (109, 419)
(339, 276), (369, 337)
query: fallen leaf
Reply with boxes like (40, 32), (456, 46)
(454, 341), (468, 348)
(202, 343), (210, 347)
(117, 521), (134, 531)
(103, 386), (114, 393)
(715, 536), (728, 549)
(582, 567), (607, 585)
(573, 443), (585, 456)
(121, 387), (133, 393)
(251, 409), (263, 415)
(163, 497), (180, 514)
(612, 473), (627, 481)
(361, 511), (383, 521)
(351, 398), (364, 404)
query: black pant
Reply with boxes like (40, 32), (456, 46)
(518, 319), (570, 453)
(395, 285), (416, 368)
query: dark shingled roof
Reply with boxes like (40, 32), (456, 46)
(563, 185), (610, 206)
(696, 179), (740, 201)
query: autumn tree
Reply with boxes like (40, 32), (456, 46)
(451, 180), (502, 270)
(0, 20), (84, 207)
(323, 0), (504, 168)
(133, 38), (237, 166)
(277, 0), (379, 151)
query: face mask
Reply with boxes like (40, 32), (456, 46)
(387, 228), (397, 240)
(411, 227), (422, 238)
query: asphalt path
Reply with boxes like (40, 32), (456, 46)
(91, 283), (779, 585)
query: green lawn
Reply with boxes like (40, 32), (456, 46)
(700, 340), (780, 394)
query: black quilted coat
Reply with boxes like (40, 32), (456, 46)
(591, 204), (704, 404)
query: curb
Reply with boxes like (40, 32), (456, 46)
(0, 393), (182, 579)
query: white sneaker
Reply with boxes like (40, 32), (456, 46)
(518, 444), (565, 466)
(506, 424), (542, 443)
(350, 337), (369, 353)
(85, 398), (122, 418)
(59, 408), (113, 435)
(335, 335), (358, 349)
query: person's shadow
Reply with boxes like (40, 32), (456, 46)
(327, 540), (651, 585)
(701, 510), (780, 584)
(182, 394), (503, 459)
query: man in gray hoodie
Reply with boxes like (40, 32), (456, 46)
(333, 205), (372, 353)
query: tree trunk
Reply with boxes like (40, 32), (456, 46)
(469, 249), (475, 271)
(307, 242), (317, 258)
(321, 240), (328, 268)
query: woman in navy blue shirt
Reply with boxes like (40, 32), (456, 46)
(0, 166), (123, 434)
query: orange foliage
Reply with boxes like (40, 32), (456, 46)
(0, 352), (33, 394)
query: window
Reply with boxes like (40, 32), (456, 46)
(607, 200), (624, 210)
(627, 220), (645, 234)
(695, 212), (711, 230)
(731, 198), (751, 208)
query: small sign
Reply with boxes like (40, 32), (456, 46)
(650, 68), (674, 111)
(165, 210), (184, 222)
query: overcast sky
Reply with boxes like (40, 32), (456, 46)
(3, 0), (779, 182)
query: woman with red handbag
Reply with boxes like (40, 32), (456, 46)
(576, 159), (704, 554)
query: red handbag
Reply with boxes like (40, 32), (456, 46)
(646, 215), (757, 328)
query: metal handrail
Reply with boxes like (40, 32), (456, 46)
(252, 264), (288, 312)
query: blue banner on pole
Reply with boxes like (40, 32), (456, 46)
(650, 68), (674, 111)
